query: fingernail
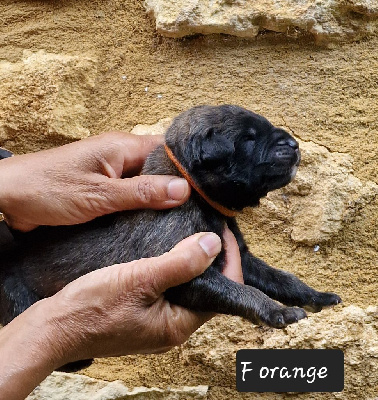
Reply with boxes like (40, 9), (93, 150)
(198, 233), (222, 258)
(167, 178), (189, 201)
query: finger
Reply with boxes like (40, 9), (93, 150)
(222, 227), (244, 284)
(86, 132), (164, 177)
(113, 133), (164, 176)
(141, 232), (222, 296)
(106, 175), (191, 211)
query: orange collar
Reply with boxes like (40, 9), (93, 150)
(164, 144), (238, 218)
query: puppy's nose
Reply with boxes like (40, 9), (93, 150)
(277, 138), (299, 150)
(274, 137), (300, 165)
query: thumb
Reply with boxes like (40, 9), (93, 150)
(104, 175), (191, 211)
(139, 232), (222, 297)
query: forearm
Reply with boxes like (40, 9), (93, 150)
(0, 157), (16, 214)
(0, 299), (65, 400)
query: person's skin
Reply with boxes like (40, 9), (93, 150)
(0, 132), (191, 232)
(0, 133), (243, 400)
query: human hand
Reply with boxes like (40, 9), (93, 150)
(0, 230), (242, 399)
(35, 230), (242, 364)
(0, 132), (190, 232)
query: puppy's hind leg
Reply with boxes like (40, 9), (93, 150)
(0, 274), (41, 325)
(226, 218), (341, 312)
(165, 267), (307, 328)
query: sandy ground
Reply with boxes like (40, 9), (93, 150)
(1, 0), (377, 397)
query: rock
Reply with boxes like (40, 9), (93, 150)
(0, 50), (97, 148)
(27, 372), (208, 400)
(144, 0), (378, 44)
(181, 306), (378, 399)
(251, 140), (378, 245)
(132, 118), (378, 245)
(131, 117), (172, 136)
(27, 373), (129, 400)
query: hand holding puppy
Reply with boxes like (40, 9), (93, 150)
(0, 230), (242, 400)
(0, 132), (190, 232)
(0, 133), (243, 400)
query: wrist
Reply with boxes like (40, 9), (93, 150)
(0, 160), (17, 246)
(0, 152), (16, 201)
(0, 298), (70, 399)
(0, 158), (20, 229)
(0, 156), (38, 232)
(28, 296), (79, 368)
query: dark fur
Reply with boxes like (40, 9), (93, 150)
(0, 105), (341, 331)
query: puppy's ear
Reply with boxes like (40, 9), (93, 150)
(189, 128), (234, 169)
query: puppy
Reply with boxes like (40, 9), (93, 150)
(0, 105), (341, 330)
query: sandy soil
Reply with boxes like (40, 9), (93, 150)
(1, 0), (377, 397)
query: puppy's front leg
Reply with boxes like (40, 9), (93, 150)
(165, 267), (306, 328)
(226, 219), (341, 312)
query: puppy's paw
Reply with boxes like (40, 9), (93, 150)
(304, 292), (342, 313)
(265, 307), (307, 329)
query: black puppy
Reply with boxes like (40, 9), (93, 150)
(0, 105), (341, 330)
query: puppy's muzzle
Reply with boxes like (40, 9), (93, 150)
(274, 138), (300, 166)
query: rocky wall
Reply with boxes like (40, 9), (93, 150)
(1, 0), (377, 399)
(145, 0), (378, 44)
